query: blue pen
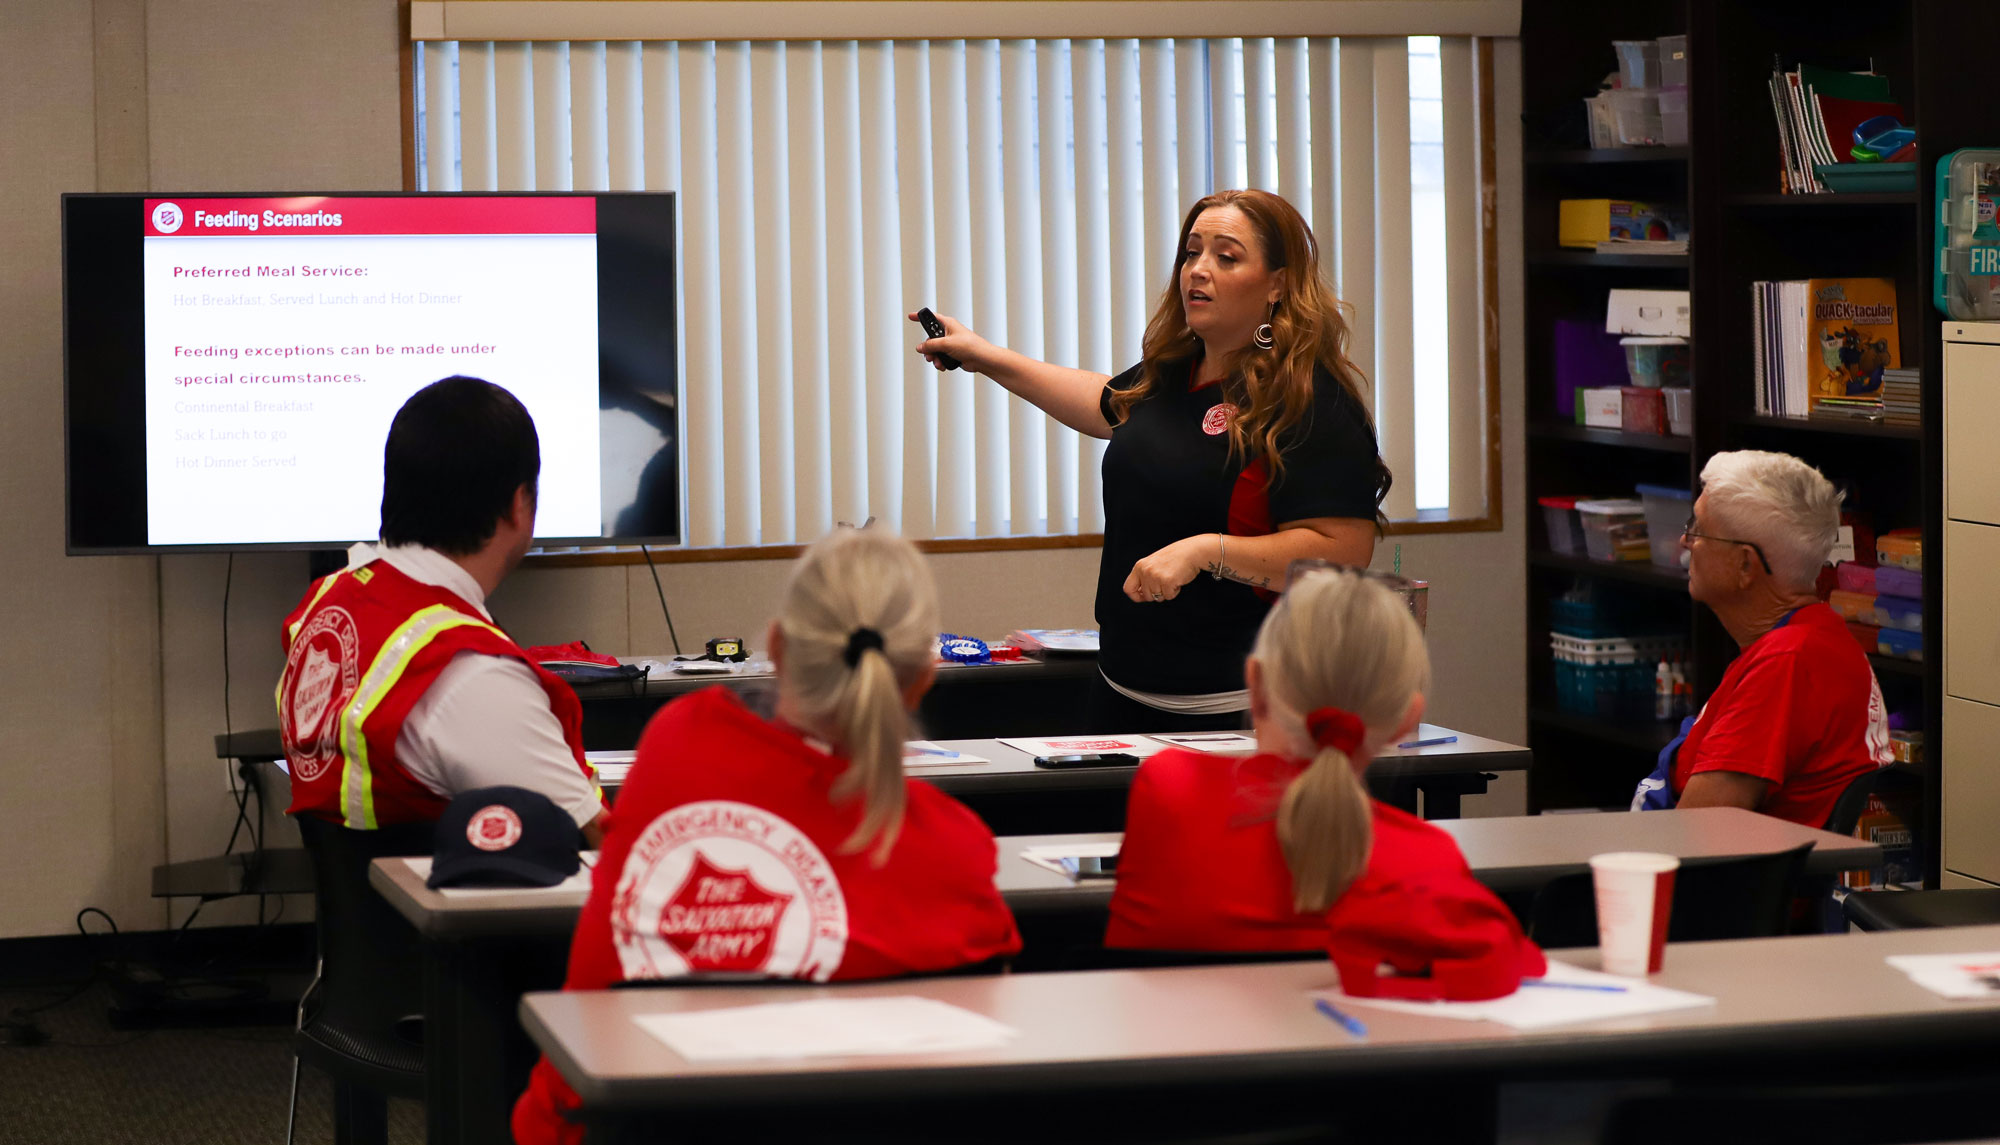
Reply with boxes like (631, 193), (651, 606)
(907, 747), (963, 759)
(1397, 735), (1459, 749)
(1313, 998), (1368, 1037)
(1521, 979), (1627, 993)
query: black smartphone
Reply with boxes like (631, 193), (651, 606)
(1032, 753), (1142, 769)
(915, 307), (962, 371)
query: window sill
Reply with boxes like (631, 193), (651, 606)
(524, 513), (1502, 568)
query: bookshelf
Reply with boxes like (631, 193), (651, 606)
(1519, 0), (1973, 881)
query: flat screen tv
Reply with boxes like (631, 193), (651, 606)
(63, 191), (680, 553)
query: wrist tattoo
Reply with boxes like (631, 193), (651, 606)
(1202, 560), (1272, 589)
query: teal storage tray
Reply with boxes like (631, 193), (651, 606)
(1814, 162), (1916, 193)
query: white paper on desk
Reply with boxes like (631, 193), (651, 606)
(1147, 732), (1259, 754)
(903, 741), (991, 768)
(405, 854), (597, 897)
(1019, 842), (1122, 879)
(997, 735), (1165, 759)
(1886, 952), (2000, 999)
(632, 996), (1019, 1062)
(1325, 960), (1714, 1030)
(585, 751), (635, 786)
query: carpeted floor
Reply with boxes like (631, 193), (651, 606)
(0, 982), (421, 1145)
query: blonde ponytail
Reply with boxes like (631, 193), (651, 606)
(1277, 745), (1375, 913)
(1255, 570), (1431, 913)
(774, 528), (940, 865)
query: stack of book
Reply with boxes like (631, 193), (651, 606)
(1765, 59), (1905, 194)
(1881, 367), (1919, 428)
(1752, 276), (1902, 418)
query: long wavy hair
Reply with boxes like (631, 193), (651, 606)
(1106, 189), (1390, 518)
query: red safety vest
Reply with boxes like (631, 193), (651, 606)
(276, 558), (595, 829)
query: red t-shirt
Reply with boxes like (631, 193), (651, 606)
(513, 687), (1022, 1145)
(1105, 748), (1544, 999)
(1671, 602), (1891, 827)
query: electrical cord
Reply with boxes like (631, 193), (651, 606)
(0, 909), (122, 1047)
(639, 544), (683, 656)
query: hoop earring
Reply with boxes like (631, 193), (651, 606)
(1253, 301), (1277, 351)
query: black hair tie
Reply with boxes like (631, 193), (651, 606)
(842, 627), (884, 667)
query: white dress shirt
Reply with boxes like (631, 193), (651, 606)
(346, 542), (602, 828)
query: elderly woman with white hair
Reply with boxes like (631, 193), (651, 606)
(1632, 450), (1891, 826)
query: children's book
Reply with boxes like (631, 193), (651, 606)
(1806, 278), (1900, 405)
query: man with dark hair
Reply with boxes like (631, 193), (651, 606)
(277, 377), (608, 845)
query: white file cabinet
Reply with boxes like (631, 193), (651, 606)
(1943, 322), (2000, 886)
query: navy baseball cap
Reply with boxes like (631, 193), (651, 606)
(428, 786), (583, 888)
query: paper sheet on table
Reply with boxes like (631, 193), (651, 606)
(903, 741), (991, 768)
(1324, 960), (1714, 1030)
(1019, 842), (1123, 879)
(632, 996), (1019, 1062)
(406, 853), (597, 897)
(1886, 952), (2000, 1000)
(1147, 732), (1259, 754)
(996, 735), (1165, 759)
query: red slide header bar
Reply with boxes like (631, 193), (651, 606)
(143, 196), (596, 238)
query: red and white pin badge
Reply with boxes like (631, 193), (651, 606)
(467, 805), (523, 851)
(1202, 403), (1237, 436)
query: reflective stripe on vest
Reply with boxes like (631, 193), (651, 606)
(336, 604), (505, 829)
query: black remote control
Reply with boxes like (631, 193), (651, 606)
(915, 307), (961, 371)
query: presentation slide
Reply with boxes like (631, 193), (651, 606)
(141, 196), (602, 546)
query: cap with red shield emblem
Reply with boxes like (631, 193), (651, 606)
(427, 785), (583, 888)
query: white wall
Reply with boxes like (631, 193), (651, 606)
(0, 5), (1526, 939)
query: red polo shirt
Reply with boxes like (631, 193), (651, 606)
(1107, 748), (1544, 999)
(1672, 602), (1891, 827)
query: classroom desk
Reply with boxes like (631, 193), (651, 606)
(521, 925), (2000, 1144)
(217, 721), (1528, 838)
(372, 806), (1878, 1145)
(993, 807), (1884, 913)
(572, 654), (1103, 744)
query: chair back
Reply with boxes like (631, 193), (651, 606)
(1529, 841), (1816, 949)
(294, 814), (435, 1094)
(1823, 765), (1921, 837)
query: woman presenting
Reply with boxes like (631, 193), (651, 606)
(913, 189), (1390, 732)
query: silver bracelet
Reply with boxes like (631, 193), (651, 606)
(1211, 533), (1225, 579)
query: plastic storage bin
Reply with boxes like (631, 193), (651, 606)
(1539, 496), (1586, 556)
(1585, 93), (1619, 149)
(1605, 88), (1664, 147)
(1662, 388), (1693, 436)
(1551, 632), (1685, 718)
(1621, 386), (1667, 435)
(1828, 590), (1881, 625)
(1837, 562), (1878, 595)
(1878, 628), (1924, 660)
(1877, 530), (1923, 570)
(1621, 337), (1690, 387)
(1576, 498), (1649, 562)
(1876, 595), (1922, 632)
(1656, 86), (1689, 147)
(1876, 564), (1921, 599)
(1656, 35), (1688, 88)
(1634, 484), (1692, 568)
(1613, 40), (1661, 89)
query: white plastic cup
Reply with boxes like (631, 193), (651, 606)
(1590, 851), (1679, 976)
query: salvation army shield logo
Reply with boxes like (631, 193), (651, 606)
(467, 805), (523, 852)
(151, 201), (183, 233)
(280, 607), (360, 784)
(611, 800), (848, 982)
(1201, 403), (1237, 436)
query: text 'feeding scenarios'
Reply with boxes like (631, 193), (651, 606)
(142, 196), (603, 545)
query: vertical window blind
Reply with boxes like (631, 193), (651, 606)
(415, 36), (1493, 549)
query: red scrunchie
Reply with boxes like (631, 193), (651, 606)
(1303, 707), (1366, 757)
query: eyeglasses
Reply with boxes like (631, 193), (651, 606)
(1681, 515), (1774, 577)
